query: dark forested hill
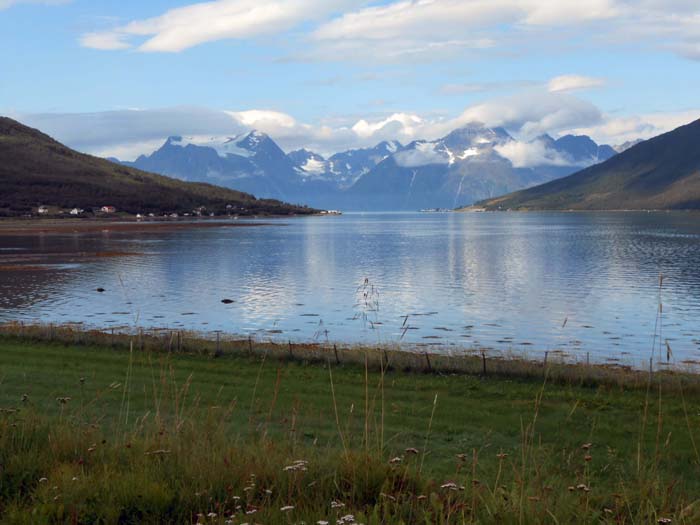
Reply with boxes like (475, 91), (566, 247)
(0, 117), (316, 217)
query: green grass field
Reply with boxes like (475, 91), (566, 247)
(1, 336), (700, 523)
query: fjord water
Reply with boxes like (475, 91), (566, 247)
(2, 212), (700, 367)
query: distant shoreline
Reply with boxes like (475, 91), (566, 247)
(0, 217), (276, 236)
(458, 206), (700, 213)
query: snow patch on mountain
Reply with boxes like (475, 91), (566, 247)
(168, 133), (263, 159)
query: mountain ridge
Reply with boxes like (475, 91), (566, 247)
(120, 123), (617, 210)
(475, 118), (700, 210)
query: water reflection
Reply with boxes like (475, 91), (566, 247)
(1, 212), (700, 366)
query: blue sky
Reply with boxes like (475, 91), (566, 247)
(1, 0), (700, 158)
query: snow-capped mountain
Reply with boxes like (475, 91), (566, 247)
(119, 125), (617, 211)
(125, 131), (310, 203)
(344, 124), (617, 210)
(288, 149), (327, 177)
(288, 141), (404, 189)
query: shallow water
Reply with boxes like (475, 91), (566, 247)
(2, 212), (700, 367)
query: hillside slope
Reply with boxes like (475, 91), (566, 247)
(476, 118), (700, 210)
(0, 117), (315, 217)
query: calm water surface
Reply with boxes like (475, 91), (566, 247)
(2, 212), (700, 367)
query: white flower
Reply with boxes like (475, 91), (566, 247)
(280, 505), (295, 512)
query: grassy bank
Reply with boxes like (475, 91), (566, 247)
(1, 335), (700, 523)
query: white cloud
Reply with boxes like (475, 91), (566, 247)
(352, 113), (424, 140)
(394, 142), (449, 168)
(495, 140), (573, 168)
(309, 0), (620, 61)
(77, 0), (700, 64)
(80, 31), (130, 51)
(454, 92), (603, 138)
(548, 75), (606, 93)
(11, 107), (248, 159)
(566, 110), (700, 146)
(80, 0), (353, 53)
(0, 0), (69, 9)
(10, 96), (699, 161)
(228, 110), (298, 129)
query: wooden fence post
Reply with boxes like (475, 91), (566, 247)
(215, 331), (221, 357)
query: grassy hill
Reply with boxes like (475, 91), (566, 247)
(0, 117), (316, 217)
(475, 117), (700, 211)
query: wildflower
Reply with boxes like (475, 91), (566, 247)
(71, 477), (78, 481)
(318, 521), (329, 525)
(21, 394), (29, 403)
(56, 397), (71, 404)
(337, 515), (355, 524)
(404, 447), (419, 455)
(416, 495), (427, 501)
(265, 489), (273, 495)
(39, 477), (48, 483)
(576, 484), (590, 492)
(658, 519), (672, 524)
(584, 455), (593, 462)
(207, 512), (217, 519)
(581, 443), (592, 451)
(389, 456), (402, 465)
(330, 501), (345, 509)
(528, 496), (540, 502)
(440, 482), (460, 491)
(496, 452), (508, 460)
(283, 460), (309, 472)
(456, 453), (467, 461)
(145, 449), (170, 456)
(280, 506), (294, 512)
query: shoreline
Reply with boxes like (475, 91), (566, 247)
(2, 321), (697, 391)
(0, 217), (277, 236)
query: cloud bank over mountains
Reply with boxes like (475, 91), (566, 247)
(12, 89), (696, 166)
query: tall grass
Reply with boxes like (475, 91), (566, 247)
(1, 335), (700, 523)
